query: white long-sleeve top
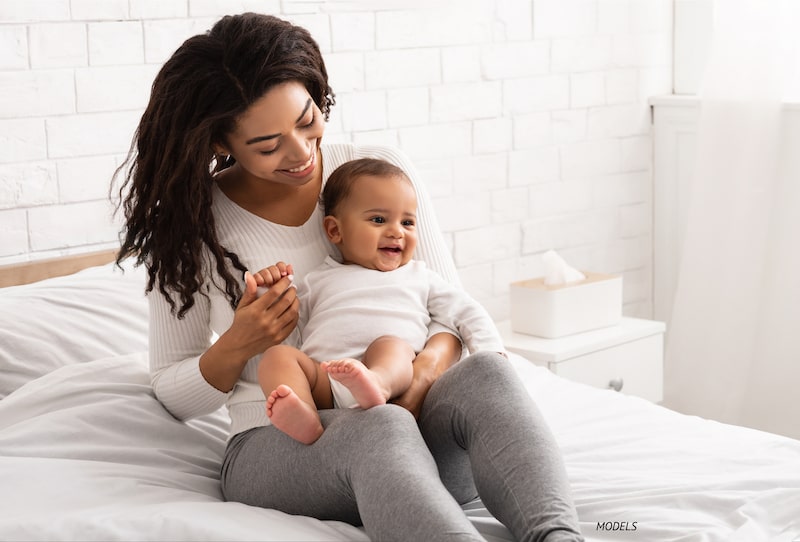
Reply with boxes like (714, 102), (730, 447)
(300, 257), (503, 359)
(148, 143), (464, 438)
(298, 256), (504, 407)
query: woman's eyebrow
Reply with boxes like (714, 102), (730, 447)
(245, 99), (313, 145)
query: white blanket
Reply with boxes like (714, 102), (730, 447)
(2, 352), (798, 541)
(0, 353), (367, 541)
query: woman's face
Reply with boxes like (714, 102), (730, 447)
(218, 81), (325, 188)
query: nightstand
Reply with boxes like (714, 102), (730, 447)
(498, 317), (665, 402)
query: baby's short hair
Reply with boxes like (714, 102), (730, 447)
(322, 158), (410, 216)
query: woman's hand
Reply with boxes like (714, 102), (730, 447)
(233, 268), (299, 353)
(391, 332), (461, 419)
(252, 262), (294, 295)
(199, 268), (299, 392)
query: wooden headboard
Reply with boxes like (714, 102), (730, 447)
(0, 249), (118, 288)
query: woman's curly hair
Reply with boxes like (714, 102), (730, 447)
(114, 13), (335, 317)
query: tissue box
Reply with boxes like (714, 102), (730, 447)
(510, 272), (622, 338)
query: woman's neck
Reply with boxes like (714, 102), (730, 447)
(216, 152), (323, 227)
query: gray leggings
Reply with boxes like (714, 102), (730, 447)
(221, 352), (583, 542)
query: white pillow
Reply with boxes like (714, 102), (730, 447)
(0, 259), (148, 399)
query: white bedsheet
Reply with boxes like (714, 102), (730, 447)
(530, 358), (800, 541)
(0, 353), (367, 541)
(0, 260), (147, 399)
(1, 351), (798, 541)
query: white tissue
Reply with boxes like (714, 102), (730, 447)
(542, 250), (585, 286)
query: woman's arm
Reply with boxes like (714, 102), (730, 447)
(150, 271), (298, 419)
(201, 272), (299, 392)
(391, 331), (462, 419)
(149, 282), (229, 420)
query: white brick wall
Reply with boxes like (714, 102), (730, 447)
(29, 23), (88, 68)
(0, 0), (673, 320)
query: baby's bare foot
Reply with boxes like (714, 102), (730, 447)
(322, 359), (387, 409)
(266, 384), (323, 445)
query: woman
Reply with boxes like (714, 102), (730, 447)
(116, 12), (583, 542)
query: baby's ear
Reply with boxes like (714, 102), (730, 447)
(323, 215), (342, 244)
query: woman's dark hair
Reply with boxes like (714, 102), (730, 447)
(114, 13), (335, 317)
(322, 158), (410, 217)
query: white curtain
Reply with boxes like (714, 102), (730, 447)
(664, 0), (800, 439)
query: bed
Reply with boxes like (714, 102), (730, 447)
(0, 254), (798, 542)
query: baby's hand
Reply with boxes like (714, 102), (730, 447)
(253, 262), (294, 297)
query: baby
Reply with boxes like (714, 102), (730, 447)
(256, 158), (506, 444)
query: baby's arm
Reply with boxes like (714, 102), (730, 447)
(253, 261), (294, 297)
(424, 267), (506, 357)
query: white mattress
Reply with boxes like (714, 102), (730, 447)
(1, 263), (798, 541)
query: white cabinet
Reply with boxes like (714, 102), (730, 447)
(498, 318), (665, 403)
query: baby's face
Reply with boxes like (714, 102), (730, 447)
(329, 174), (418, 272)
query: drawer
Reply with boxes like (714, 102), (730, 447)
(549, 334), (663, 402)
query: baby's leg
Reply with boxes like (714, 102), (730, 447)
(323, 336), (415, 409)
(258, 345), (332, 444)
(363, 335), (415, 397)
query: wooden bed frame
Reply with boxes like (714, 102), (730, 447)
(0, 249), (118, 288)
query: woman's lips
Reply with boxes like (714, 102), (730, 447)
(286, 153), (313, 173)
(280, 151), (315, 177)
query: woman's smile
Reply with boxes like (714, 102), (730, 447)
(279, 148), (317, 178)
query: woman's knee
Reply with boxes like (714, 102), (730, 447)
(340, 405), (423, 453)
(340, 406), (441, 485)
(461, 350), (507, 367)
(355, 403), (416, 434)
(444, 351), (516, 392)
